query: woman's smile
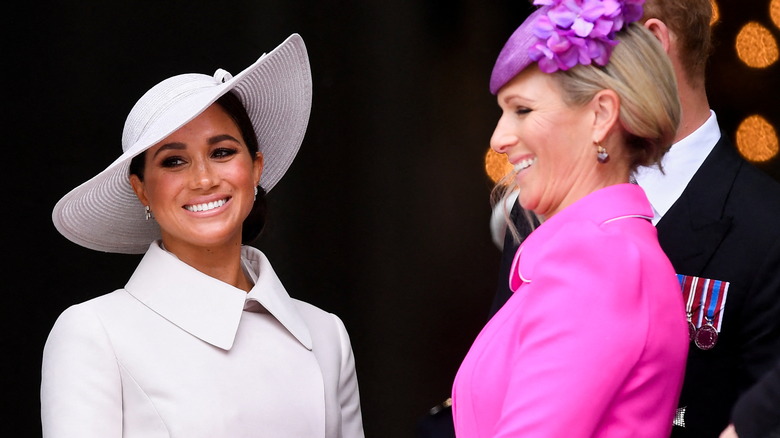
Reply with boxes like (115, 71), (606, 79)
(184, 197), (231, 213)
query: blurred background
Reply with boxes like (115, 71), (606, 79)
(3, 1), (780, 436)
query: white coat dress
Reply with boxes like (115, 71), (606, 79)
(41, 241), (364, 438)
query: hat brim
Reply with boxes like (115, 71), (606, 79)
(52, 33), (312, 254)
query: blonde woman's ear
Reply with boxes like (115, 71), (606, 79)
(591, 89), (620, 140)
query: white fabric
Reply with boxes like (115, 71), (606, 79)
(41, 242), (364, 438)
(633, 110), (721, 225)
(490, 189), (520, 250)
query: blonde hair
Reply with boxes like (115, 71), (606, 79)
(494, 23), (681, 243)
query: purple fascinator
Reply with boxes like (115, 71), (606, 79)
(489, 0), (645, 94)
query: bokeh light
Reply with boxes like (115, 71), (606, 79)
(711, 0), (720, 25)
(771, 0), (780, 30)
(736, 115), (779, 162)
(735, 22), (779, 68)
(485, 148), (513, 183)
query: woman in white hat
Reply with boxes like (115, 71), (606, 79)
(42, 34), (364, 438)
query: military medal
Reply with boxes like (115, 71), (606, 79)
(677, 274), (730, 350)
(678, 275), (700, 342)
(686, 313), (696, 342)
(694, 318), (718, 350)
(693, 279), (728, 350)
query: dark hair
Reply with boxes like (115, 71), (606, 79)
(129, 91), (268, 244)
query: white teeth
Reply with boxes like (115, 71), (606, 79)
(185, 198), (227, 212)
(515, 157), (536, 172)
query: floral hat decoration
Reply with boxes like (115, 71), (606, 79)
(489, 0), (645, 94)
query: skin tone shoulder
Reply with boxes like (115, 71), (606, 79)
(129, 103), (263, 292)
(490, 65), (630, 219)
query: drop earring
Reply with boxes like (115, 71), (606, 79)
(596, 142), (609, 164)
(145, 205), (152, 221)
(254, 186), (259, 201)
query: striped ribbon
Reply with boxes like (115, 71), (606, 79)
(676, 274), (730, 331)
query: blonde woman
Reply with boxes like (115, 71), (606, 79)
(452, 1), (688, 436)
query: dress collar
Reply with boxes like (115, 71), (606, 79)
(124, 242), (313, 351)
(509, 184), (653, 291)
(530, 183), (652, 235)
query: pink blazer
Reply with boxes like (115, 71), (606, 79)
(452, 184), (689, 437)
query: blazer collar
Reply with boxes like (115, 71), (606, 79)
(655, 135), (740, 273)
(658, 135), (740, 230)
(510, 184), (653, 291)
(525, 183), (652, 243)
(125, 242), (313, 351)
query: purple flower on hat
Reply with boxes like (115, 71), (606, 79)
(527, 0), (644, 73)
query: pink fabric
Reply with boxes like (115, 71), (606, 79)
(452, 184), (688, 437)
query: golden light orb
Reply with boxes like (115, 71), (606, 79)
(710, 0), (720, 25)
(771, 0), (780, 30)
(735, 22), (779, 68)
(736, 115), (779, 162)
(485, 148), (513, 183)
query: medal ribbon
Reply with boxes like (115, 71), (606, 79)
(676, 274), (729, 332)
(677, 274), (704, 323)
(678, 275), (697, 316)
(702, 279), (729, 331)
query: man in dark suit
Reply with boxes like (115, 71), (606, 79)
(635, 2), (780, 436)
(418, 1), (780, 437)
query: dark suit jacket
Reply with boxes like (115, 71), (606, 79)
(731, 356), (780, 438)
(657, 135), (780, 437)
(418, 135), (780, 438)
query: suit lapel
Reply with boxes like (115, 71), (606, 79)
(655, 135), (742, 276)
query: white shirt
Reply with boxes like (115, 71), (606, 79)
(41, 242), (364, 438)
(633, 110), (721, 224)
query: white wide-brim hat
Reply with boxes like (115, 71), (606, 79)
(53, 33), (312, 254)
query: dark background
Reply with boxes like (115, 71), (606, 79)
(4, 1), (780, 437)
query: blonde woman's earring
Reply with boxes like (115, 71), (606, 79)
(596, 143), (609, 164)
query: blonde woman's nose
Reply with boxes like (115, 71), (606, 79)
(490, 117), (518, 154)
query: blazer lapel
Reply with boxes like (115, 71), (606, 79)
(656, 135), (741, 276)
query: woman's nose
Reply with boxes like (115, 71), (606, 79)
(191, 159), (218, 189)
(490, 116), (518, 154)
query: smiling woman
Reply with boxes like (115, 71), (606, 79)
(128, 99), (263, 268)
(451, 1), (689, 437)
(42, 34), (364, 438)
